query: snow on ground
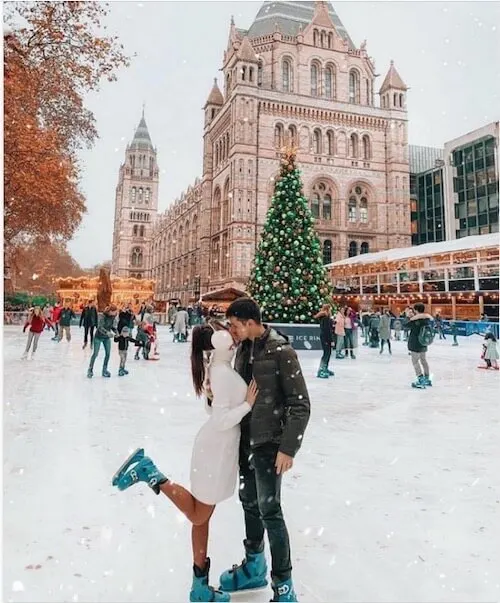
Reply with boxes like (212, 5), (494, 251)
(3, 325), (500, 603)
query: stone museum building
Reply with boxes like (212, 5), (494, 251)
(111, 1), (411, 302)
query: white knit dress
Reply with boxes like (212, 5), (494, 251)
(190, 331), (251, 505)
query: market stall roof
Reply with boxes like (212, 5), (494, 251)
(326, 233), (499, 268)
(201, 287), (247, 302)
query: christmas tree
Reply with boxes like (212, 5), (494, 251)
(248, 146), (332, 324)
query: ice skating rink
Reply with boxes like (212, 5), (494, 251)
(3, 325), (499, 603)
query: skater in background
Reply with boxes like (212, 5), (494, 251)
(118, 302), (136, 338)
(80, 299), (98, 349)
(174, 306), (190, 342)
(368, 312), (381, 348)
(334, 306), (345, 359)
(134, 322), (150, 359)
(58, 303), (76, 342)
(22, 306), (52, 359)
(407, 303), (434, 389)
(168, 303), (178, 332)
(434, 312), (446, 340)
(114, 326), (137, 376)
(314, 304), (334, 378)
(379, 310), (392, 354)
(393, 317), (402, 341)
(479, 332), (499, 370)
(479, 313), (490, 322)
(450, 321), (459, 346)
(402, 307), (414, 341)
(51, 302), (62, 341)
(361, 311), (371, 345)
(87, 305), (117, 378)
(112, 325), (258, 603)
(343, 306), (356, 359)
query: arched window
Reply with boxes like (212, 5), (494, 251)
(222, 179), (230, 229)
(274, 123), (284, 148)
(215, 142), (219, 166)
(326, 130), (335, 156)
(311, 63), (319, 96)
(349, 69), (360, 104)
(360, 241), (369, 254)
(324, 64), (335, 99)
(348, 241), (358, 257)
(393, 93), (397, 107)
(282, 58), (293, 93)
(249, 67), (254, 82)
(350, 133), (359, 158)
(145, 188), (150, 203)
(138, 187), (143, 202)
(288, 124), (298, 146)
(139, 225), (145, 237)
(362, 135), (371, 160)
(313, 129), (322, 154)
(257, 60), (263, 87)
(399, 93), (404, 108)
(320, 31), (326, 47)
(131, 247), (143, 267)
(323, 194), (332, 220)
(133, 225), (138, 236)
(131, 187), (136, 202)
(323, 240), (332, 264)
(311, 194), (320, 219)
(313, 29), (319, 46)
(311, 180), (336, 221)
(348, 183), (370, 224)
(348, 197), (357, 222)
(212, 187), (222, 233)
(381, 96), (386, 109)
(241, 66), (246, 81)
(328, 32), (333, 49)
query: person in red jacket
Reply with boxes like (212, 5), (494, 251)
(51, 302), (62, 341)
(22, 306), (52, 359)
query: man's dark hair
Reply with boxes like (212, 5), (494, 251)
(226, 297), (262, 324)
(414, 303), (425, 313)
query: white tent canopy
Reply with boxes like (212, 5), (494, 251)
(326, 233), (499, 268)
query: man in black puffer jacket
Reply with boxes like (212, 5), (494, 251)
(219, 298), (310, 602)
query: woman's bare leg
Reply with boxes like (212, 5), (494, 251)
(158, 481), (214, 526)
(192, 519), (211, 569)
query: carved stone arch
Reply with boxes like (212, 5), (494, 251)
(308, 177), (339, 222)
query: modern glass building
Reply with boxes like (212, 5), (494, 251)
(444, 121), (499, 240)
(409, 145), (445, 245)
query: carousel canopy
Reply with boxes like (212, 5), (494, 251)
(327, 233), (499, 268)
(201, 287), (247, 303)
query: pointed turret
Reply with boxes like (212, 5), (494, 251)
(311, 0), (335, 29)
(203, 78), (224, 126)
(131, 112), (153, 149)
(237, 36), (258, 63)
(379, 61), (408, 110)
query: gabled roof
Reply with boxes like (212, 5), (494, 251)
(204, 78), (224, 107)
(379, 60), (408, 93)
(246, 1), (355, 48)
(131, 113), (153, 149)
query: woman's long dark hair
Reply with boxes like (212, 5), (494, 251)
(191, 324), (215, 396)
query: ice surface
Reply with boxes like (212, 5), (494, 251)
(3, 326), (500, 602)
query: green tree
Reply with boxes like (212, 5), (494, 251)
(248, 148), (332, 324)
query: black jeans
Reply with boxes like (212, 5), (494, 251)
(380, 338), (391, 352)
(320, 337), (332, 369)
(84, 325), (95, 346)
(239, 436), (292, 581)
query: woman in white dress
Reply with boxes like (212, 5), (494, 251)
(112, 323), (258, 603)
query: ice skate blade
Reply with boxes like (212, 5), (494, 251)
(112, 448), (144, 486)
(221, 584), (269, 595)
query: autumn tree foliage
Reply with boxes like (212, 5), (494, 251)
(4, 2), (130, 258)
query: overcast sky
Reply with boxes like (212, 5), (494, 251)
(68, 0), (500, 268)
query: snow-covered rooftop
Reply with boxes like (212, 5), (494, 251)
(327, 233), (499, 268)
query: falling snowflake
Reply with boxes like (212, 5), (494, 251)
(12, 582), (24, 592)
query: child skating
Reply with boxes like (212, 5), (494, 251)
(114, 326), (138, 376)
(112, 326), (258, 602)
(134, 322), (151, 359)
(479, 332), (499, 370)
(22, 306), (52, 359)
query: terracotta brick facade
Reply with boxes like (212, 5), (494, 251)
(116, 2), (411, 303)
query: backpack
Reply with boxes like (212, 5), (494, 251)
(418, 323), (435, 347)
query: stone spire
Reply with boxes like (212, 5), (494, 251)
(131, 111), (153, 149)
(204, 78), (224, 109)
(379, 60), (408, 93)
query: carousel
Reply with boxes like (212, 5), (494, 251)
(56, 275), (155, 311)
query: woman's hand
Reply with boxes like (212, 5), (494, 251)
(246, 379), (259, 407)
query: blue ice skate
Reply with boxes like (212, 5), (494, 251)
(102, 369), (111, 378)
(219, 549), (268, 593)
(411, 375), (427, 389)
(327, 369), (335, 376)
(87, 368), (93, 379)
(112, 448), (144, 486)
(271, 578), (298, 602)
(316, 369), (329, 379)
(423, 375), (433, 387)
(118, 368), (126, 377)
(191, 558), (230, 602)
(113, 453), (167, 494)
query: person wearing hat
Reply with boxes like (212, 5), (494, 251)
(114, 326), (138, 376)
(87, 305), (118, 378)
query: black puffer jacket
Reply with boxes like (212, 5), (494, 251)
(234, 326), (311, 458)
